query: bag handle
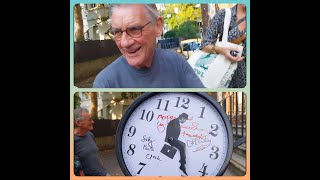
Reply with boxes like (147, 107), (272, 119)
(229, 16), (246, 30)
(222, 8), (231, 43)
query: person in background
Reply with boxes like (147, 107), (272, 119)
(74, 107), (109, 176)
(93, 4), (204, 88)
(199, 4), (247, 88)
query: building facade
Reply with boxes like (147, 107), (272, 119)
(79, 4), (111, 41)
(79, 92), (137, 120)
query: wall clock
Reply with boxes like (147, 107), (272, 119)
(116, 92), (233, 176)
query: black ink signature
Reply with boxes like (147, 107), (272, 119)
(141, 135), (155, 151)
(145, 154), (162, 161)
(186, 137), (211, 152)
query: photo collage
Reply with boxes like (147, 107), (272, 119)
(71, 1), (249, 180)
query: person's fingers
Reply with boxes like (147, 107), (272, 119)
(225, 54), (238, 62)
(235, 56), (245, 62)
(226, 47), (240, 52)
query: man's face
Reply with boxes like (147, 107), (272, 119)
(78, 112), (94, 131)
(111, 5), (162, 69)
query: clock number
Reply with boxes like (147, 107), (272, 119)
(209, 124), (219, 137)
(209, 146), (219, 160)
(174, 97), (190, 109)
(174, 97), (181, 107)
(156, 99), (169, 111)
(137, 162), (146, 174)
(181, 98), (190, 109)
(198, 163), (208, 176)
(140, 110), (154, 122)
(127, 144), (136, 156)
(128, 126), (136, 137)
(199, 107), (205, 118)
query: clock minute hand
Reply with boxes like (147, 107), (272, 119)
(167, 137), (188, 176)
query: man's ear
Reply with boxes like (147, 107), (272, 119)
(155, 16), (163, 36)
(75, 119), (82, 126)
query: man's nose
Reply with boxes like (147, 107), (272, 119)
(120, 32), (134, 47)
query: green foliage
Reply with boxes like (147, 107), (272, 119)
(176, 20), (200, 39)
(121, 92), (142, 100)
(112, 92), (143, 102)
(162, 4), (201, 30)
(164, 30), (177, 39)
(74, 93), (81, 109)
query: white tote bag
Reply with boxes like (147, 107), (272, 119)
(188, 8), (243, 88)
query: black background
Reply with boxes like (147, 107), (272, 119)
(5, 1), (70, 178)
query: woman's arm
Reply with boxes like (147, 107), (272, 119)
(200, 8), (245, 63)
(199, 9), (225, 50)
(201, 44), (217, 54)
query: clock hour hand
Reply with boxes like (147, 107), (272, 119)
(167, 137), (188, 176)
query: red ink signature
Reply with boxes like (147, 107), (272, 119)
(181, 131), (207, 139)
(181, 122), (207, 132)
(157, 121), (166, 133)
(156, 114), (195, 133)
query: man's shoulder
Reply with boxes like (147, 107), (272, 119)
(87, 131), (95, 140)
(156, 48), (179, 56)
(105, 56), (125, 69)
(93, 56), (125, 88)
(155, 48), (185, 62)
(74, 135), (82, 142)
(96, 56), (125, 75)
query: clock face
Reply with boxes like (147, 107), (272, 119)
(116, 92), (233, 176)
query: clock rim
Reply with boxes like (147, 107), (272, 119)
(115, 92), (234, 176)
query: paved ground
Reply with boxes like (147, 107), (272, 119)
(99, 149), (124, 176)
(99, 148), (236, 176)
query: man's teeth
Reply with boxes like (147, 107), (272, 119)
(129, 48), (140, 53)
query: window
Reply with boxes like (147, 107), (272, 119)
(81, 93), (89, 100)
(93, 25), (100, 40)
(86, 4), (97, 10)
(106, 105), (112, 119)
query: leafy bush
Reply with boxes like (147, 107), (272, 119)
(164, 30), (177, 39)
(176, 20), (200, 39)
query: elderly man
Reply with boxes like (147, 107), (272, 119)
(93, 4), (204, 88)
(74, 107), (108, 176)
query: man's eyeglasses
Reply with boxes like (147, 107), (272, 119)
(109, 21), (152, 40)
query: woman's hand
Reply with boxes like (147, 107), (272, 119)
(215, 46), (245, 62)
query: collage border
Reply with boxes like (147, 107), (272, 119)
(70, 0), (250, 179)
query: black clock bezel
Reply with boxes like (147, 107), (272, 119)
(116, 92), (233, 176)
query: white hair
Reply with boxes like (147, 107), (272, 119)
(74, 107), (89, 125)
(109, 4), (159, 23)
